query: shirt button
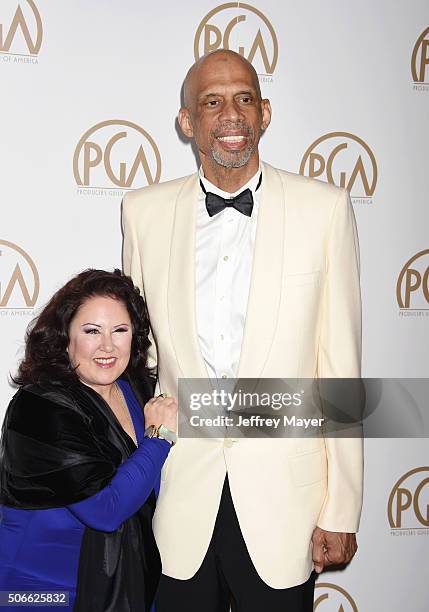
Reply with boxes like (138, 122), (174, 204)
(220, 296), (225, 301)
(220, 334), (224, 340)
(223, 255), (229, 261)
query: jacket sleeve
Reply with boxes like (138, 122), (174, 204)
(316, 189), (364, 533)
(67, 438), (170, 532)
(122, 192), (157, 370)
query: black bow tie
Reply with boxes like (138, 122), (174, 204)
(200, 174), (262, 218)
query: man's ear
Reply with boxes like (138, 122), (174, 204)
(260, 99), (272, 131)
(178, 108), (194, 138)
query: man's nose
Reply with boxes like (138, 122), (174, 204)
(219, 98), (244, 123)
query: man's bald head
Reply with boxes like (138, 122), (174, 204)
(183, 50), (262, 110)
(177, 48), (271, 183)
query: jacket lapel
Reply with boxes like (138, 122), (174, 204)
(167, 163), (285, 381)
(236, 162), (285, 378)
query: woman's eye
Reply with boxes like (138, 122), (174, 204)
(114, 327), (129, 333)
(84, 328), (100, 334)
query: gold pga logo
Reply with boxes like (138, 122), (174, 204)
(314, 583), (358, 612)
(0, 240), (39, 309)
(299, 132), (377, 203)
(411, 27), (429, 85)
(73, 120), (161, 192)
(388, 467), (429, 531)
(0, 0), (42, 56)
(396, 249), (429, 310)
(194, 3), (278, 77)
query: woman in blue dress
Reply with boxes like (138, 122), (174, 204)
(0, 269), (177, 611)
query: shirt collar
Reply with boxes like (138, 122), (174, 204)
(199, 164), (262, 199)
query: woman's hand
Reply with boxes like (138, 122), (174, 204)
(144, 395), (178, 433)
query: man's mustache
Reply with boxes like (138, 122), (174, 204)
(211, 123), (253, 138)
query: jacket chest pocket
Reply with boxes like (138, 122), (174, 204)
(284, 270), (321, 287)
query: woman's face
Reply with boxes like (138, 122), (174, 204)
(67, 296), (132, 393)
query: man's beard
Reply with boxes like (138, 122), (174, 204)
(209, 122), (256, 169)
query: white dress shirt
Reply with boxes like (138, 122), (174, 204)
(196, 166), (262, 379)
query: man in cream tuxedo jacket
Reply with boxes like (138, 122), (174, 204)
(123, 50), (363, 611)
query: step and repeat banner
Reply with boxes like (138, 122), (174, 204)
(1, 1), (428, 610)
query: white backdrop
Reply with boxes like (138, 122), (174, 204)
(1, 1), (428, 610)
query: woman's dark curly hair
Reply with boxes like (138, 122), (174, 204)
(14, 269), (154, 387)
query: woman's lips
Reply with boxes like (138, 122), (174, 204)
(93, 357), (116, 368)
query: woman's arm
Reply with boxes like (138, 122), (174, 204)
(67, 438), (170, 532)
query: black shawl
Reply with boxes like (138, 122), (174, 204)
(0, 376), (160, 611)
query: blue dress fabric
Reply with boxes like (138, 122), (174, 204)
(0, 380), (169, 610)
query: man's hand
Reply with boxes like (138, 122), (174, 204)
(311, 527), (357, 573)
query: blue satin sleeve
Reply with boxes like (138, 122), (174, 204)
(67, 438), (170, 532)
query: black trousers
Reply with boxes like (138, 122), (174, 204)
(155, 476), (315, 611)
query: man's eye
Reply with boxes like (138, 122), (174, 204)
(207, 99), (220, 107)
(240, 96), (252, 103)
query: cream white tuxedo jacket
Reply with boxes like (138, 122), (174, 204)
(122, 162), (363, 589)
